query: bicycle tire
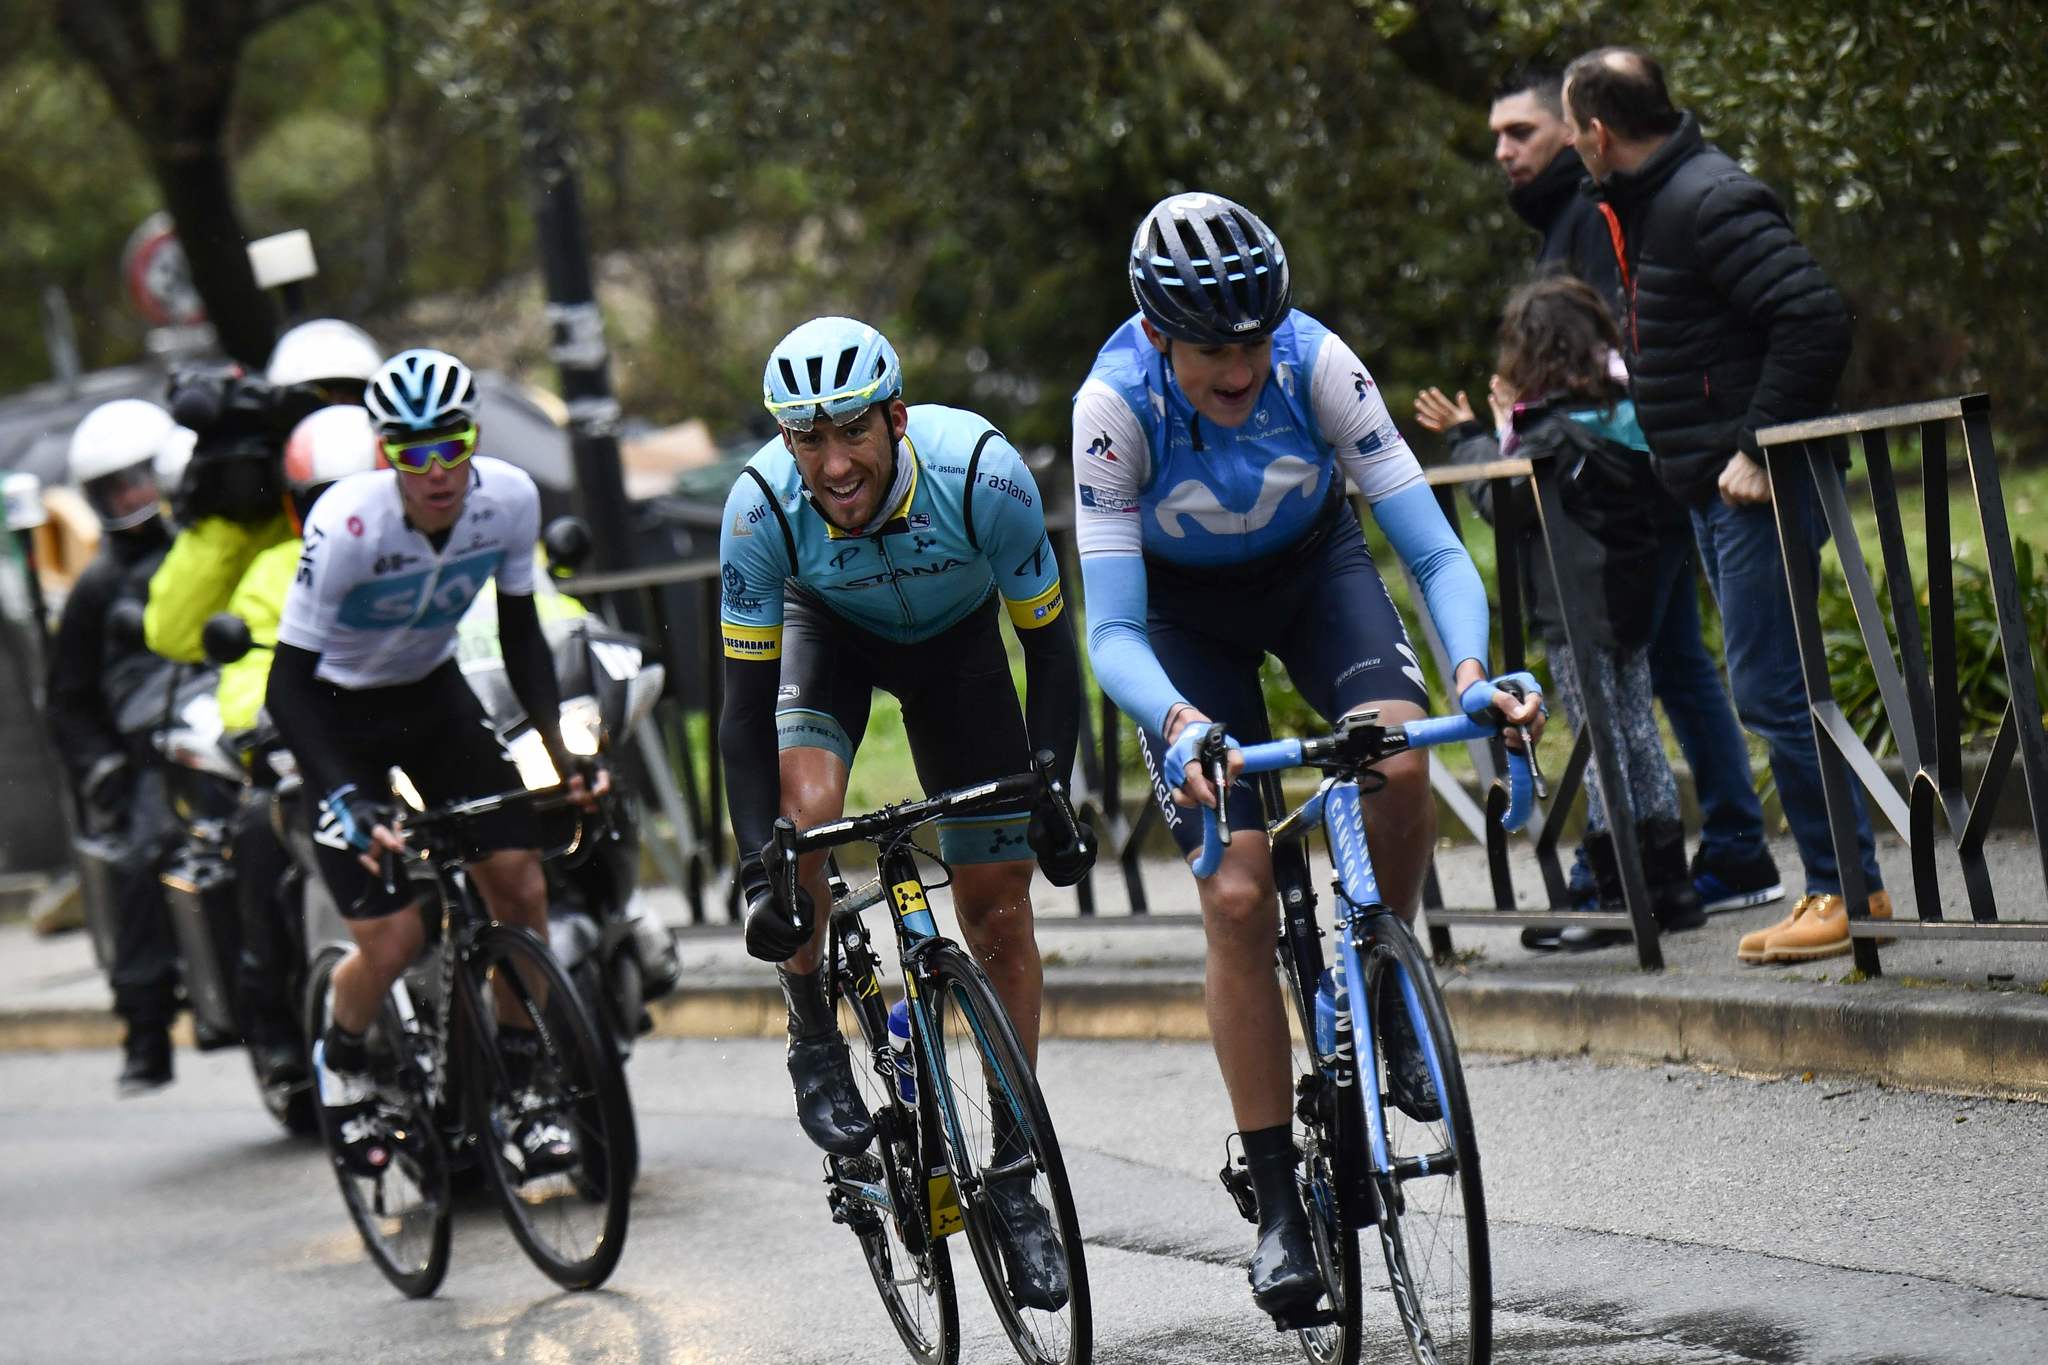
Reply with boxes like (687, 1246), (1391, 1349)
(835, 953), (960, 1365)
(924, 941), (1091, 1365)
(303, 945), (452, 1299)
(459, 924), (634, 1291)
(1275, 946), (1363, 1365)
(1357, 915), (1491, 1364)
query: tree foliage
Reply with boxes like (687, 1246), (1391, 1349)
(8, 0), (2047, 461)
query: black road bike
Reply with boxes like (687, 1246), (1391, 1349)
(304, 786), (636, 1298)
(766, 755), (1092, 1365)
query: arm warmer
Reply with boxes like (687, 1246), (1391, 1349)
(496, 591), (570, 777)
(264, 642), (354, 797)
(1371, 482), (1491, 673)
(1079, 553), (1183, 739)
(1017, 598), (1084, 783)
(717, 653), (782, 901)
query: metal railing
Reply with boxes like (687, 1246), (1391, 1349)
(1756, 394), (2048, 975)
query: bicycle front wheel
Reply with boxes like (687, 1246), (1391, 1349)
(1359, 915), (1491, 1364)
(303, 946), (452, 1299)
(836, 956), (959, 1365)
(1275, 943), (1362, 1365)
(459, 924), (635, 1291)
(925, 942), (1091, 1365)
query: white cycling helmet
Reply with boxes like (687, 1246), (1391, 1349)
(265, 318), (383, 388)
(364, 348), (480, 434)
(283, 404), (383, 493)
(69, 399), (174, 530)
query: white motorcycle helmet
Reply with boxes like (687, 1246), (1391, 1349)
(265, 318), (383, 390)
(283, 404), (383, 503)
(69, 398), (175, 531)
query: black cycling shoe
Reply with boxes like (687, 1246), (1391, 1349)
(787, 1034), (877, 1156)
(501, 1096), (580, 1181)
(1379, 999), (1442, 1123)
(987, 1172), (1070, 1312)
(1249, 1213), (1322, 1315)
(313, 1040), (392, 1177)
(117, 1026), (174, 1096)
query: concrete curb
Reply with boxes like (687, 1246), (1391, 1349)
(10, 970), (2047, 1099)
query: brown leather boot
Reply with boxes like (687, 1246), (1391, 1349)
(1763, 893), (1853, 961)
(1736, 895), (1818, 964)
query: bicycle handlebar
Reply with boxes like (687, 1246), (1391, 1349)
(1190, 703), (1540, 878)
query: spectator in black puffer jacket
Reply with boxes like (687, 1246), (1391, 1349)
(1562, 46), (1890, 966)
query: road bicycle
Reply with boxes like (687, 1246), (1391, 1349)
(764, 754), (1092, 1365)
(303, 785), (636, 1297)
(1206, 681), (1540, 1365)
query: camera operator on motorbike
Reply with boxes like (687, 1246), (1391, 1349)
(1073, 193), (1544, 1316)
(213, 403), (387, 1092)
(44, 400), (188, 1092)
(718, 316), (1094, 1310)
(145, 318), (382, 665)
(265, 348), (606, 1179)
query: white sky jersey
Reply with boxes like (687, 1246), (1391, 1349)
(1071, 317), (1424, 561)
(277, 456), (540, 689)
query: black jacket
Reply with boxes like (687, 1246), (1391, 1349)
(1591, 113), (1851, 505)
(44, 519), (174, 785)
(1509, 146), (1625, 324)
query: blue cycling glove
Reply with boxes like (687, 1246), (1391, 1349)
(322, 784), (381, 852)
(1458, 671), (1545, 721)
(1164, 722), (1240, 794)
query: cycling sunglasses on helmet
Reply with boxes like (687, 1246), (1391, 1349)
(380, 424), (477, 474)
(765, 374), (892, 433)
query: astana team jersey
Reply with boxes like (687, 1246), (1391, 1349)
(1071, 309), (1426, 566)
(718, 404), (1064, 657)
(276, 456), (541, 689)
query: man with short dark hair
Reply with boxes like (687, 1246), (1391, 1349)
(1562, 45), (1890, 963)
(1417, 66), (1782, 947)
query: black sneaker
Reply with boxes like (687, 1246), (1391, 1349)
(1692, 844), (1786, 914)
(1378, 996), (1441, 1123)
(1248, 1212), (1322, 1315)
(313, 1038), (391, 1177)
(787, 1035), (877, 1156)
(986, 1173), (1070, 1312)
(500, 1094), (580, 1181)
(117, 1026), (174, 1096)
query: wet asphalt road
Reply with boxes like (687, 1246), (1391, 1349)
(3, 1038), (2044, 1364)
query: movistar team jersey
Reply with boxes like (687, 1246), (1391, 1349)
(1071, 310), (1425, 567)
(718, 404), (1063, 657)
(276, 456), (540, 689)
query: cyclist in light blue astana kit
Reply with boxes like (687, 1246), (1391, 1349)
(1074, 192), (1544, 1317)
(718, 317), (1092, 1308)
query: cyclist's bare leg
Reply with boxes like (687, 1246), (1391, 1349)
(468, 848), (550, 1020)
(331, 908), (427, 1034)
(1348, 699), (1432, 921)
(1195, 831), (1293, 1131)
(777, 745), (849, 976)
(950, 858), (1042, 1064)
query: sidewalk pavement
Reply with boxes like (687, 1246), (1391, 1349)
(5, 830), (2045, 1098)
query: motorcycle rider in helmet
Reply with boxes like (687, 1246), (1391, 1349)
(44, 399), (188, 1092)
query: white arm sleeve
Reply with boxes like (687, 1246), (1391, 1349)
(1311, 334), (1426, 504)
(1071, 380), (1151, 558)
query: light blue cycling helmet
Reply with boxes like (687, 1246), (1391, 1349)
(761, 317), (902, 431)
(364, 348), (479, 434)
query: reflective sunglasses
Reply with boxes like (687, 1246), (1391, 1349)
(764, 374), (890, 433)
(380, 424), (477, 474)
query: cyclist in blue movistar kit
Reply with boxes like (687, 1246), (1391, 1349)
(720, 317), (1091, 1310)
(1074, 193), (1544, 1317)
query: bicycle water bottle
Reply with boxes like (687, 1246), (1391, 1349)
(1313, 968), (1338, 1055)
(887, 997), (916, 1104)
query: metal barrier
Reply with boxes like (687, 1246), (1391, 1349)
(1756, 394), (2048, 976)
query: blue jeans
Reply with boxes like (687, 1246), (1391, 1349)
(1645, 537), (1769, 864)
(1690, 467), (1882, 896)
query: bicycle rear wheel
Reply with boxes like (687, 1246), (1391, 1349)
(835, 949), (960, 1365)
(303, 946), (452, 1299)
(460, 924), (634, 1291)
(1358, 916), (1490, 1364)
(924, 942), (1090, 1365)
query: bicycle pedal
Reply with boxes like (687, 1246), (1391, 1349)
(1269, 1302), (1338, 1332)
(1218, 1159), (1260, 1225)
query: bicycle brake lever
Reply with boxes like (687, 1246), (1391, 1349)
(1200, 727), (1233, 847)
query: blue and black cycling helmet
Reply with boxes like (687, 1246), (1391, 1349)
(762, 317), (903, 431)
(1128, 192), (1292, 345)
(364, 348), (479, 435)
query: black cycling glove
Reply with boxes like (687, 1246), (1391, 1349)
(744, 882), (815, 963)
(1027, 794), (1096, 888)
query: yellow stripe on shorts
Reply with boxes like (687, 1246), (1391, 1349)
(1004, 580), (1064, 630)
(721, 621), (783, 660)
